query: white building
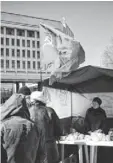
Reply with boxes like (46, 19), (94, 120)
(1, 11), (74, 83)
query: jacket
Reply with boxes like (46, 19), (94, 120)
(29, 101), (50, 163)
(46, 107), (63, 163)
(46, 107), (63, 142)
(1, 94), (44, 163)
(84, 107), (107, 133)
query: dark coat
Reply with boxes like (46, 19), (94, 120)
(29, 101), (49, 163)
(84, 107), (107, 133)
(46, 107), (63, 141)
(46, 107), (63, 163)
(29, 103), (63, 163)
(1, 143), (7, 163)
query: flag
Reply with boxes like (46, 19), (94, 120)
(40, 23), (60, 73)
(40, 23), (85, 84)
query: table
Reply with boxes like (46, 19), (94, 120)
(58, 140), (89, 163)
(86, 141), (113, 163)
(58, 140), (113, 163)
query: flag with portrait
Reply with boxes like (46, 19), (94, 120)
(40, 23), (85, 84)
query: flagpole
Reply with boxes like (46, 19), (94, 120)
(38, 61), (43, 91)
(40, 61), (43, 91)
(70, 90), (73, 130)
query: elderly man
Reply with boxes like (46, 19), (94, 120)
(30, 91), (62, 163)
(29, 91), (49, 163)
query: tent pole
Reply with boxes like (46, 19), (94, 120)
(70, 91), (73, 129)
(38, 63), (43, 91)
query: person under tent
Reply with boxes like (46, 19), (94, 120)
(84, 97), (107, 133)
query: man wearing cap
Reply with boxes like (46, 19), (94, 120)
(29, 91), (50, 163)
(18, 86), (31, 108)
(30, 91), (62, 163)
(84, 97), (107, 133)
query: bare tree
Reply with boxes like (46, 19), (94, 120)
(101, 37), (113, 69)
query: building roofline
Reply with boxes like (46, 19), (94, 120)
(1, 11), (61, 23)
(1, 11), (74, 38)
(1, 20), (39, 29)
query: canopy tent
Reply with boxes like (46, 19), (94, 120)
(43, 66), (113, 119)
(43, 65), (113, 93)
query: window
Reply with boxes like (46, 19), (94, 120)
(12, 49), (14, 56)
(17, 39), (20, 46)
(6, 49), (9, 56)
(32, 41), (35, 48)
(6, 28), (14, 35)
(6, 38), (9, 45)
(22, 40), (25, 47)
(27, 50), (30, 58)
(37, 41), (40, 48)
(33, 61), (36, 69)
(27, 40), (30, 47)
(6, 60), (9, 68)
(27, 61), (30, 69)
(17, 60), (20, 69)
(17, 29), (25, 36)
(37, 32), (40, 38)
(1, 59), (4, 68)
(12, 60), (15, 68)
(1, 27), (4, 34)
(37, 61), (40, 69)
(33, 51), (35, 58)
(27, 30), (35, 37)
(37, 51), (40, 58)
(1, 37), (4, 45)
(22, 50), (25, 57)
(1, 48), (4, 56)
(22, 61), (25, 69)
(12, 39), (15, 46)
(17, 49), (20, 57)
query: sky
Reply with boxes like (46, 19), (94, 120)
(1, 1), (113, 67)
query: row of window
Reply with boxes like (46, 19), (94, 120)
(1, 48), (40, 59)
(1, 59), (40, 69)
(1, 37), (40, 48)
(1, 27), (40, 38)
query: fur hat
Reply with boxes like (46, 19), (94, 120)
(93, 97), (102, 105)
(18, 86), (31, 96)
(30, 91), (45, 104)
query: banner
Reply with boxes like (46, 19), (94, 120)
(43, 87), (71, 118)
(40, 23), (85, 84)
(43, 87), (113, 118)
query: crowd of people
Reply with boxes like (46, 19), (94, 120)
(1, 86), (63, 163)
(1, 85), (112, 163)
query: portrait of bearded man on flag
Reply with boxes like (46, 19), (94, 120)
(40, 22), (85, 85)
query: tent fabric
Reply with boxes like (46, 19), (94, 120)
(71, 76), (113, 93)
(43, 65), (113, 93)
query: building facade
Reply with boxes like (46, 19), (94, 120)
(0, 12), (74, 83)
